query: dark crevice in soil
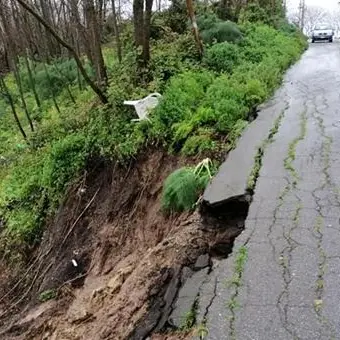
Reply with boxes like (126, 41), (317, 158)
(199, 195), (251, 230)
(133, 196), (250, 340)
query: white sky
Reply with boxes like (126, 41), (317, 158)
(288, 0), (340, 11)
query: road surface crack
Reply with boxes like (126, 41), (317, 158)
(275, 109), (307, 339)
(309, 95), (337, 338)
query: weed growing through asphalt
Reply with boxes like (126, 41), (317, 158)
(195, 322), (209, 339)
(247, 111), (284, 191)
(227, 246), (248, 339)
(283, 110), (307, 185)
(180, 299), (198, 331)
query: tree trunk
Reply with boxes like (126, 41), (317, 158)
(43, 62), (61, 114)
(84, 0), (108, 87)
(0, 76), (27, 141)
(0, 3), (34, 131)
(111, 0), (122, 63)
(133, 0), (144, 48)
(16, 0), (108, 104)
(143, 0), (153, 65)
(69, 0), (95, 66)
(24, 54), (41, 110)
(13, 58), (35, 131)
(39, 0), (55, 57)
(186, 0), (203, 58)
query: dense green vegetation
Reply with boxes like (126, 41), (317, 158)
(0, 8), (307, 259)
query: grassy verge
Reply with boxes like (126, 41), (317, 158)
(0, 20), (307, 260)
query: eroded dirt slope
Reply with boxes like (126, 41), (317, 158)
(0, 150), (242, 340)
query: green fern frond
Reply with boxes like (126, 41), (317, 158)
(161, 159), (214, 213)
(162, 167), (198, 213)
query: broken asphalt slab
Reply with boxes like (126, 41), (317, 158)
(197, 43), (340, 339)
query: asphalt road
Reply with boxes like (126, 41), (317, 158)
(200, 42), (340, 339)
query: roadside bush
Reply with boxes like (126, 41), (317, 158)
(181, 128), (217, 156)
(204, 42), (240, 73)
(242, 78), (267, 108)
(161, 160), (213, 213)
(201, 21), (243, 44)
(0, 19), (307, 256)
(162, 167), (199, 212)
(197, 13), (221, 31)
(198, 13), (243, 44)
(238, 3), (271, 25)
(149, 33), (200, 91)
(149, 70), (214, 141)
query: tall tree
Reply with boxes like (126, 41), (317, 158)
(111, 0), (122, 63)
(186, 0), (203, 57)
(0, 2), (34, 132)
(133, 0), (154, 68)
(84, 0), (108, 87)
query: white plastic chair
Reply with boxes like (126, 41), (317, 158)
(124, 92), (162, 122)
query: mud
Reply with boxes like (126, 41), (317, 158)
(0, 149), (246, 340)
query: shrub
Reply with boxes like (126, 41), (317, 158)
(238, 3), (270, 25)
(181, 128), (217, 156)
(161, 159), (213, 213)
(149, 34), (199, 91)
(39, 289), (57, 302)
(214, 98), (248, 133)
(172, 106), (217, 144)
(243, 78), (267, 108)
(19, 58), (93, 100)
(5, 207), (40, 246)
(201, 21), (243, 44)
(0, 152), (47, 248)
(149, 70), (214, 140)
(162, 167), (199, 212)
(197, 13), (221, 31)
(42, 133), (87, 199)
(204, 42), (240, 73)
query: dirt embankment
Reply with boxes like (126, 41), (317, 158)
(0, 150), (244, 340)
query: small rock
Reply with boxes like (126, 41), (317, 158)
(194, 254), (211, 270)
(107, 275), (124, 293)
(91, 286), (105, 299)
(106, 265), (134, 293)
(70, 310), (94, 324)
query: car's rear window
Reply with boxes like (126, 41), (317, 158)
(315, 25), (331, 30)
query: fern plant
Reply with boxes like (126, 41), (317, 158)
(161, 159), (214, 213)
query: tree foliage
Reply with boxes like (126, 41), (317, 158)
(0, 0), (307, 259)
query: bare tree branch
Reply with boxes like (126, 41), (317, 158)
(15, 0), (108, 104)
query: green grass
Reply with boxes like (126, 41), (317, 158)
(283, 111), (307, 185)
(227, 246), (248, 340)
(38, 289), (57, 302)
(0, 20), (307, 259)
(247, 111), (284, 191)
(161, 159), (214, 213)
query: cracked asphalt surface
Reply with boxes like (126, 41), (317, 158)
(200, 43), (340, 339)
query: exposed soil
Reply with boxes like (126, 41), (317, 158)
(0, 150), (244, 340)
